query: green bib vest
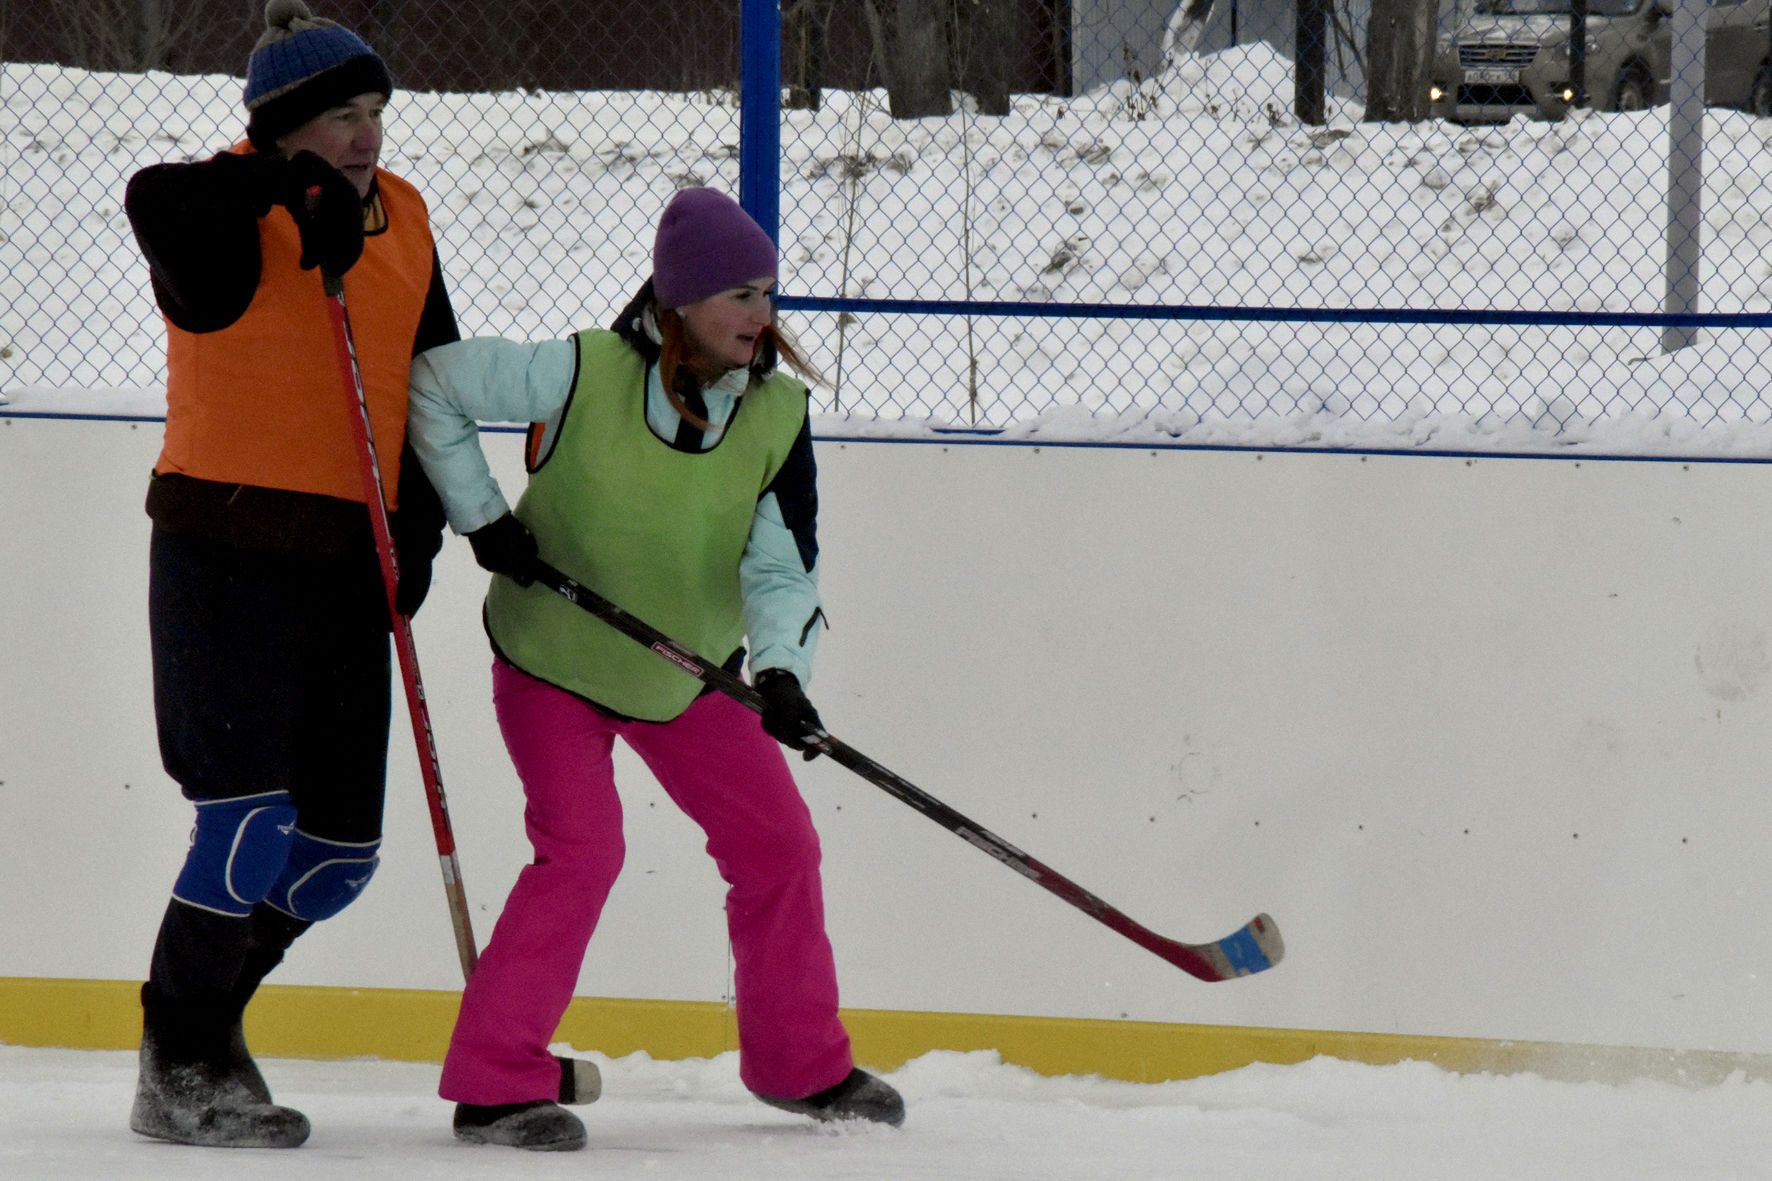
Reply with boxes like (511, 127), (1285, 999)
(485, 329), (808, 721)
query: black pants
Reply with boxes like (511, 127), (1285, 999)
(145, 526), (391, 1010)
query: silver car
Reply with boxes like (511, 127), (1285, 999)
(1428, 0), (1772, 122)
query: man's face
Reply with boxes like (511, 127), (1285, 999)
(277, 92), (385, 197)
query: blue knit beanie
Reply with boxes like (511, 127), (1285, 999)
(243, 0), (393, 151)
(651, 188), (779, 310)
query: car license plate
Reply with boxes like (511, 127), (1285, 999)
(1468, 67), (1519, 83)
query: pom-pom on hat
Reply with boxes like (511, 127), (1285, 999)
(651, 187), (779, 310)
(243, 0), (393, 151)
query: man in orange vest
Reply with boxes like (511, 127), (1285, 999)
(122, 0), (459, 1148)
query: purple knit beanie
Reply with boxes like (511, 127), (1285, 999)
(651, 188), (778, 310)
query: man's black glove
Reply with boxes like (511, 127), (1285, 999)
(391, 537), (435, 617)
(274, 150), (364, 275)
(467, 513), (540, 586)
(753, 668), (826, 761)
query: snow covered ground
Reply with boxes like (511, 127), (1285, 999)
(7, 1043), (1772, 1179)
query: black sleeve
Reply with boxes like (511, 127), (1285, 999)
(123, 150), (285, 334)
(411, 247), (460, 356)
(763, 414), (819, 572)
(391, 435), (448, 556)
(391, 248), (459, 550)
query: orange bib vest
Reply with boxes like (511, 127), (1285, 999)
(154, 152), (435, 508)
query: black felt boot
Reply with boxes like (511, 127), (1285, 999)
(131, 989), (311, 1149)
(452, 1099), (586, 1151)
(755, 1068), (905, 1127)
(132, 901), (311, 1147)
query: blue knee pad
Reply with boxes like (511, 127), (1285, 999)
(265, 830), (382, 921)
(171, 792), (298, 917)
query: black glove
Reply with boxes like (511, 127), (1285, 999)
(392, 543), (434, 617)
(273, 150), (364, 275)
(754, 668), (826, 761)
(467, 513), (540, 586)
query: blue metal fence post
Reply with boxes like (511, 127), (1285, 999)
(739, 0), (782, 247)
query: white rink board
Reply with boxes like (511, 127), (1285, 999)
(5, 412), (1772, 1056)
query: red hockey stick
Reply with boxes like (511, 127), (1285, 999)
(317, 266), (477, 980)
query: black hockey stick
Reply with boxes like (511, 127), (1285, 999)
(529, 560), (1282, 982)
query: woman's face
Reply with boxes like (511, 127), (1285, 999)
(678, 278), (775, 375)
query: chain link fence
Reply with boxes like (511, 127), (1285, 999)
(5, 0), (1772, 453)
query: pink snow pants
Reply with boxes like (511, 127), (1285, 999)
(438, 659), (854, 1106)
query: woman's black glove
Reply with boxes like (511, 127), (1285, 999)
(467, 513), (540, 585)
(274, 150), (364, 275)
(753, 669), (826, 761)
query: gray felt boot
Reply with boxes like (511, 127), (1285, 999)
(755, 1068), (905, 1127)
(452, 1099), (587, 1151)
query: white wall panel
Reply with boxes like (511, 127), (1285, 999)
(6, 414), (1771, 1055)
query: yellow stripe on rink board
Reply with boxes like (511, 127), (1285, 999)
(3, 976), (1768, 1087)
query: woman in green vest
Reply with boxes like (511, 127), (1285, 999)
(408, 187), (904, 1151)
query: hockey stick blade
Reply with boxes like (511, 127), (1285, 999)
(530, 561), (1284, 983)
(555, 1053), (601, 1105)
(1142, 911), (1283, 981)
